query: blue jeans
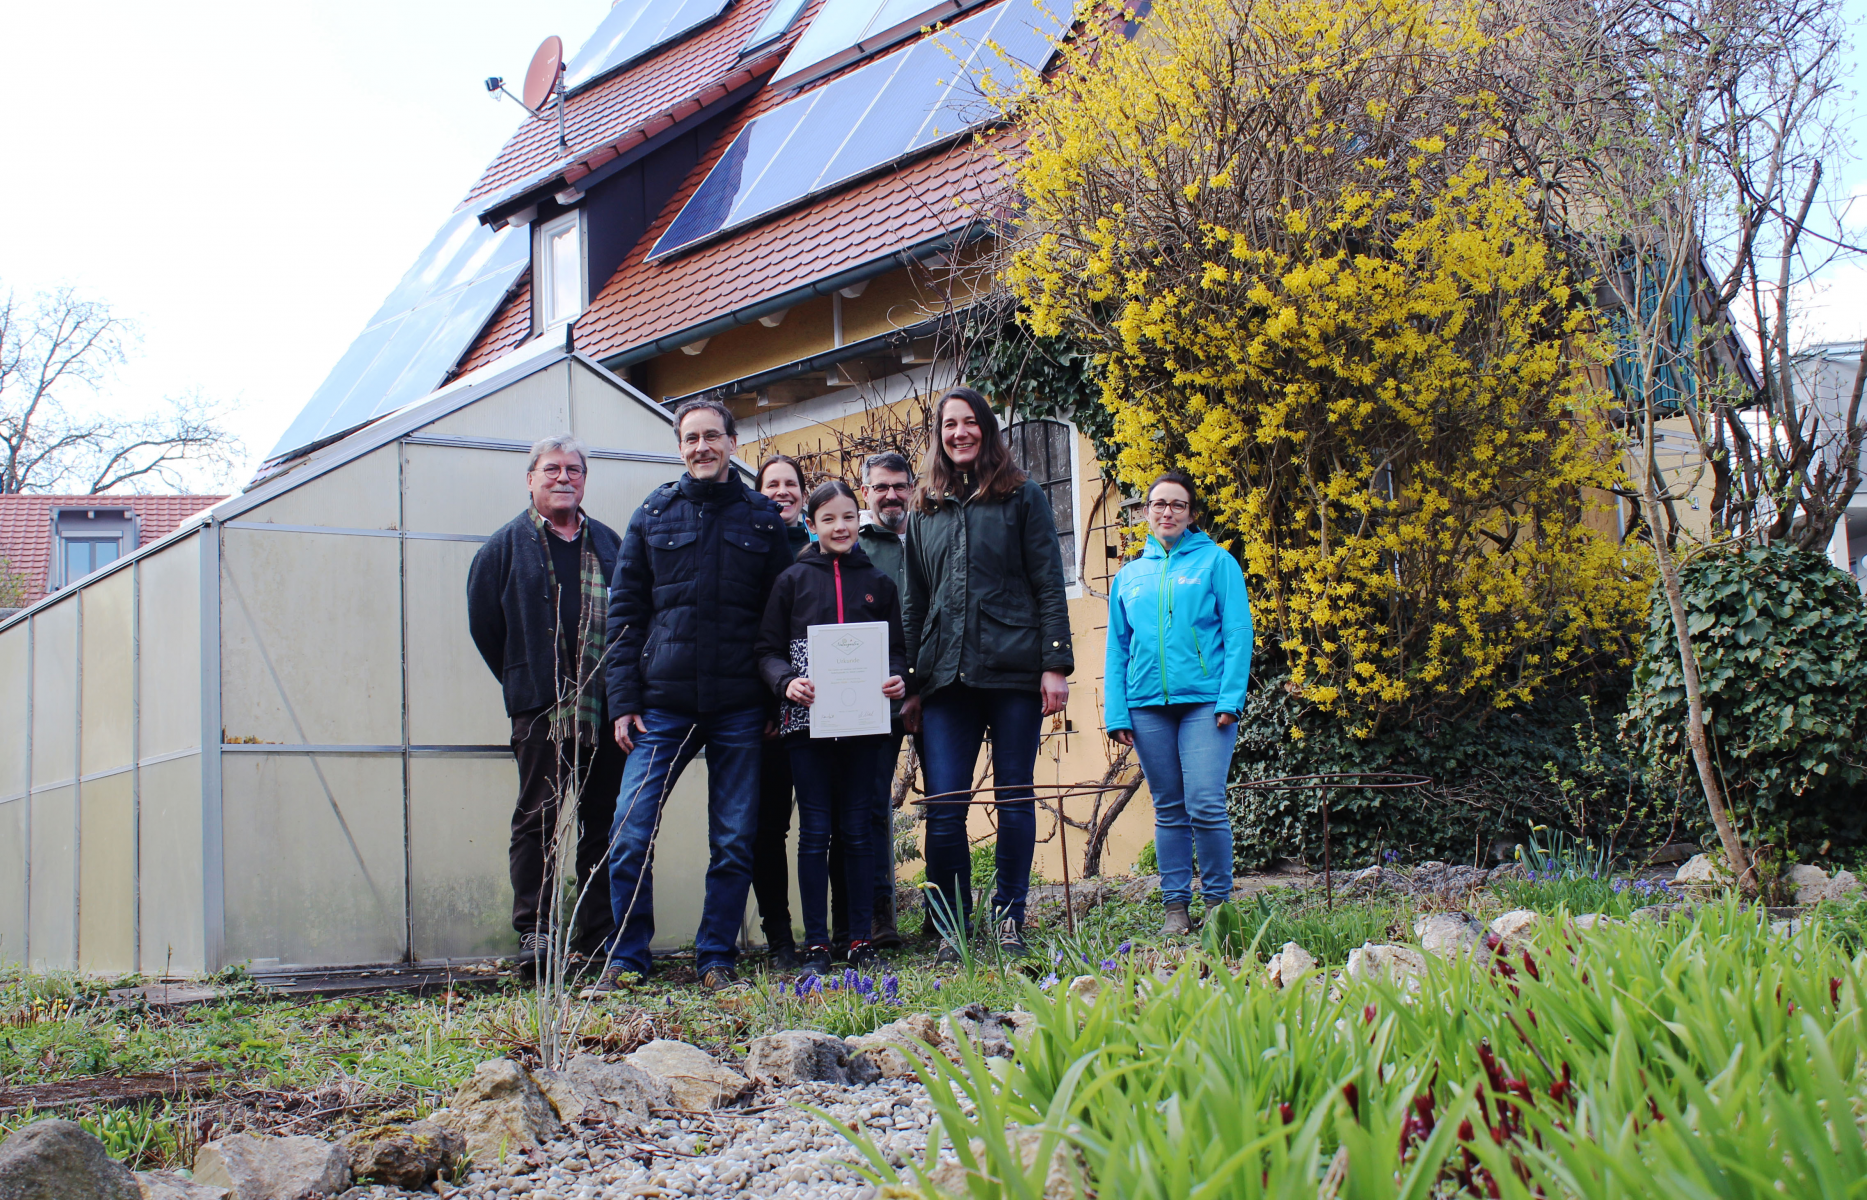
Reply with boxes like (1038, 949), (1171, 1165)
(1129, 703), (1239, 906)
(921, 686), (1041, 930)
(790, 735), (887, 947)
(605, 706), (765, 976)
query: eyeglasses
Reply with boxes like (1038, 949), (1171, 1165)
(1146, 499), (1190, 514)
(866, 483), (914, 494)
(536, 464), (586, 480)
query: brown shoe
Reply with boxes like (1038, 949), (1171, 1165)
(1162, 902), (1193, 936)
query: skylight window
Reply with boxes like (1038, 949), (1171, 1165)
(650, 0), (1060, 261)
(743, 0), (813, 52)
(771, 0), (993, 89)
(536, 211), (586, 329)
(563, 0), (735, 93)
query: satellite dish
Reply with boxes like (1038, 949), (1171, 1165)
(522, 36), (564, 113)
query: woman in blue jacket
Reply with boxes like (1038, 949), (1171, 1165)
(1105, 471), (1252, 935)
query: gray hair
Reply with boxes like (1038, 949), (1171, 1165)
(861, 451), (914, 483)
(528, 434), (589, 473)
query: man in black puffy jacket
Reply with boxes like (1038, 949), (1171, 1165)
(588, 400), (795, 995)
(466, 435), (623, 978)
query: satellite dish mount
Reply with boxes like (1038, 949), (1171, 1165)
(484, 35), (568, 151)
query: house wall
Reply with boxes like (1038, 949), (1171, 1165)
(0, 531), (211, 973)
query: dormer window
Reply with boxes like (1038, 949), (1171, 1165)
(535, 211), (586, 330)
(50, 506), (136, 590)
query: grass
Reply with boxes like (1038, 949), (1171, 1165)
(841, 897), (1867, 1198)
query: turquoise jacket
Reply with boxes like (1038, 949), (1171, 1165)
(1104, 529), (1253, 731)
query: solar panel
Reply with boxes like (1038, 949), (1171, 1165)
(743, 0), (813, 51)
(772, 0), (995, 89)
(268, 213), (527, 458)
(563, 0), (735, 93)
(649, 0), (1061, 262)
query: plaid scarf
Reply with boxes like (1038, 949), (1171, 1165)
(530, 507), (607, 745)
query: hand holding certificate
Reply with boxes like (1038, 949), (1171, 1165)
(806, 621), (892, 738)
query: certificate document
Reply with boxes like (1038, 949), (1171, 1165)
(806, 621), (890, 738)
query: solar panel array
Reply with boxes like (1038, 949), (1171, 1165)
(563, 0), (735, 93)
(268, 211), (528, 459)
(649, 0), (1060, 261)
(772, 0), (992, 88)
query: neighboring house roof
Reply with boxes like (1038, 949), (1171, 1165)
(0, 494), (223, 606)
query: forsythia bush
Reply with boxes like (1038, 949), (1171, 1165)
(1001, 0), (1651, 730)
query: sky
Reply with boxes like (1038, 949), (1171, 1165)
(0, 1), (1863, 493)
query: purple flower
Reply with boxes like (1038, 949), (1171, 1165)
(1383, 849), (1400, 864)
(1052, 948), (1064, 965)
(1039, 973), (1059, 991)
(1099, 958), (1117, 971)
(825, 976), (842, 991)
(932, 979), (943, 991)
(881, 975), (899, 1001)
(1117, 941), (1133, 955)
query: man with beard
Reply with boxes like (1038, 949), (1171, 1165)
(844, 451), (915, 948)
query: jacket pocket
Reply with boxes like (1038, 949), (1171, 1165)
(977, 597), (1040, 673)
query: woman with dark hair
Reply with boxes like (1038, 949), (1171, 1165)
(900, 387), (1073, 960)
(751, 453), (811, 969)
(756, 480), (907, 972)
(1104, 471), (1253, 935)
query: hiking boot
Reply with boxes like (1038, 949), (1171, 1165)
(800, 945), (833, 976)
(847, 940), (880, 969)
(1162, 901), (1193, 937)
(996, 919), (1029, 960)
(870, 901), (905, 949)
(515, 931), (550, 982)
(768, 943), (802, 973)
(578, 964), (633, 1000)
(700, 965), (750, 994)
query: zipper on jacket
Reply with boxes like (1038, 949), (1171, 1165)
(1156, 540), (1173, 704)
(834, 557), (846, 623)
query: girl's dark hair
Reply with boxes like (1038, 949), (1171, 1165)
(918, 387), (1026, 511)
(1146, 470), (1200, 514)
(805, 479), (859, 521)
(757, 454), (805, 492)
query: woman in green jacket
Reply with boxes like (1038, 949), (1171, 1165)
(901, 388), (1073, 959)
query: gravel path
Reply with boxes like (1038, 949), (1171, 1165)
(445, 1078), (947, 1199)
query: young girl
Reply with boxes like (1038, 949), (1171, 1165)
(756, 481), (908, 971)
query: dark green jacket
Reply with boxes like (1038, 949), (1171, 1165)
(857, 523), (906, 589)
(901, 479), (1074, 696)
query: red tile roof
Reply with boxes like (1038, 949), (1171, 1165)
(463, 0), (800, 208)
(0, 495), (222, 607)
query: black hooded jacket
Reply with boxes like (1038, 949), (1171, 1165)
(756, 543), (907, 734)
(604, 473), (795, 716)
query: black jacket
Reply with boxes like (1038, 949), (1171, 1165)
(901, 478), (1074, 696)
(856, 523), (906, 588)
(756, 543), (908, 734)
(605, 473), (795, 716)
(467, 509), (622, 718)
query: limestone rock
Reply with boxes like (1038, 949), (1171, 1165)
(1001, 1009), (1038, 1046)
(745, 1031), (878, 1086)
(1785, 863), (1830, 905)
(136, 1170), (227, 1200)
(0, 1120), (141, 1200)
(924, 1128), (1086, 1199)
(1829, 870), (1861, 900)
(848, 1015), (946, 1079)
(1266, 942), (1316, 987)
(1065, 975), (1102, 1004)
(1488, 910), (1540, 946)
(339, 1121), (465, 1190)
(1342, 866), (1387, 895)
(1342, 943), (1426, 989)
(941, 1003), (1021, 1058)
(625, 1040), (751, 1111)
(1674, 854), (1726, 884)
(425, 1059), (562, 1166)
(192, 1133), (351, 1200)
(533, 1054), (668, 1126)
(1484, 863), (1528, 884)
(1414, 913), (1484, 957)
(1572, 913), (1624, 931)
(1771, 917), (1806, 939)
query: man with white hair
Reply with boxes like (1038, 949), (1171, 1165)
(468, 434), (625, 979)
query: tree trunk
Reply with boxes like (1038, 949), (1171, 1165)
(1642, 489), (1752, 889)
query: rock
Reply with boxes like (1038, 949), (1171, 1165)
(1770, 918), (1806, 939)
(1342, 943), (1426, 989)
(941, 1003), (1022, 1058)
(533, 1054), (669, 1126)
(424, 1059), (562, 1166)
(923, 1128), (1085, 1199)
(1674, 854), (1726, 884)
(625, 1040), (752, 1111)
(1784, 863), (1830, 905)
(1065, 975), (1103, 1004)
(1265, 942), (1316, 987)
(339, 1121), (465, 1190)
(1645, 842), (1700, 865)
(192, 1133), (351, 1200)
(1572, 913), (1623, 931)
(1342, 866), (1387, 895)
(1118, 875), (1161, 904)
(848, 1015), (946, 1079)
(1001, 1009), (1039, 1046)
(1829, 870), (1861, 900)
(746, 1031), (879, 1086)
(1484, 863), (1527, 884)
(1413, 913), (1484, 957)
(136, 1170), (228, 1199)
(1488, 910), (1540, 946)
(0, 1120), (141, 1200)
